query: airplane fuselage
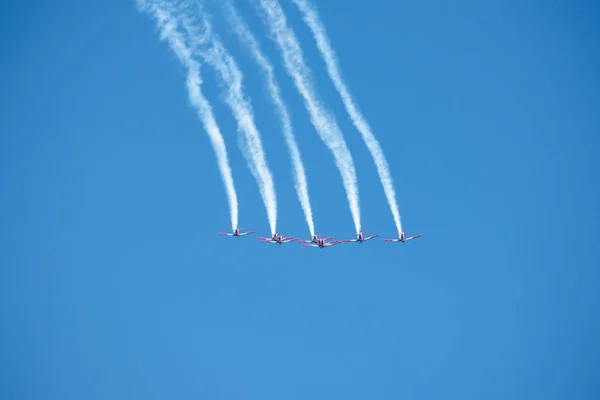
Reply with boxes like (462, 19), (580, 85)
(272, 234), (285, 244)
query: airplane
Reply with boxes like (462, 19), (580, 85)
(302, 238), (342, 249)
(258, 232), (296, 244)
(218, 228), (256, 237)
(296, 234), (334, 244)
(384, 232), (422, 243)
(342, 232), (380, 244)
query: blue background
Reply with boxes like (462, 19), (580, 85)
(1, 0), (599, 399)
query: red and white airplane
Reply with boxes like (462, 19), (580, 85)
(302, 238), (342, 249)
(384, 232), (422, 243)
(296, 234), (334, 244)
(218, 228), (256, 237)
(258, 232), (296, 244)
(343, 232), (380, 244)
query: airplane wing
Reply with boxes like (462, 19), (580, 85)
(322, 236), (334, 241)
(324, 241), (342, 247)
(281, 238), (296, 243)
(218, 233), (233, 236)
(405, 234), (422, 241)
(342, 239), (357, 243)
(239, 231), (256, 236)
(384, 238), (400, 242)
(364, 234), (380, 241)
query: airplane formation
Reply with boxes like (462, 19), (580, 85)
(218, 229), (422, 249)
(140, 2), (423, 244)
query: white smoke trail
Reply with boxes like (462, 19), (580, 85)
(224, 1), (315, 237)
(292, 0), (403, 233)
(137, 1), (239, 231)
(176, 13), (278, 236)
(255, 0), (361, 234)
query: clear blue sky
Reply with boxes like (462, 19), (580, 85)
(1, 0), (599, 399)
